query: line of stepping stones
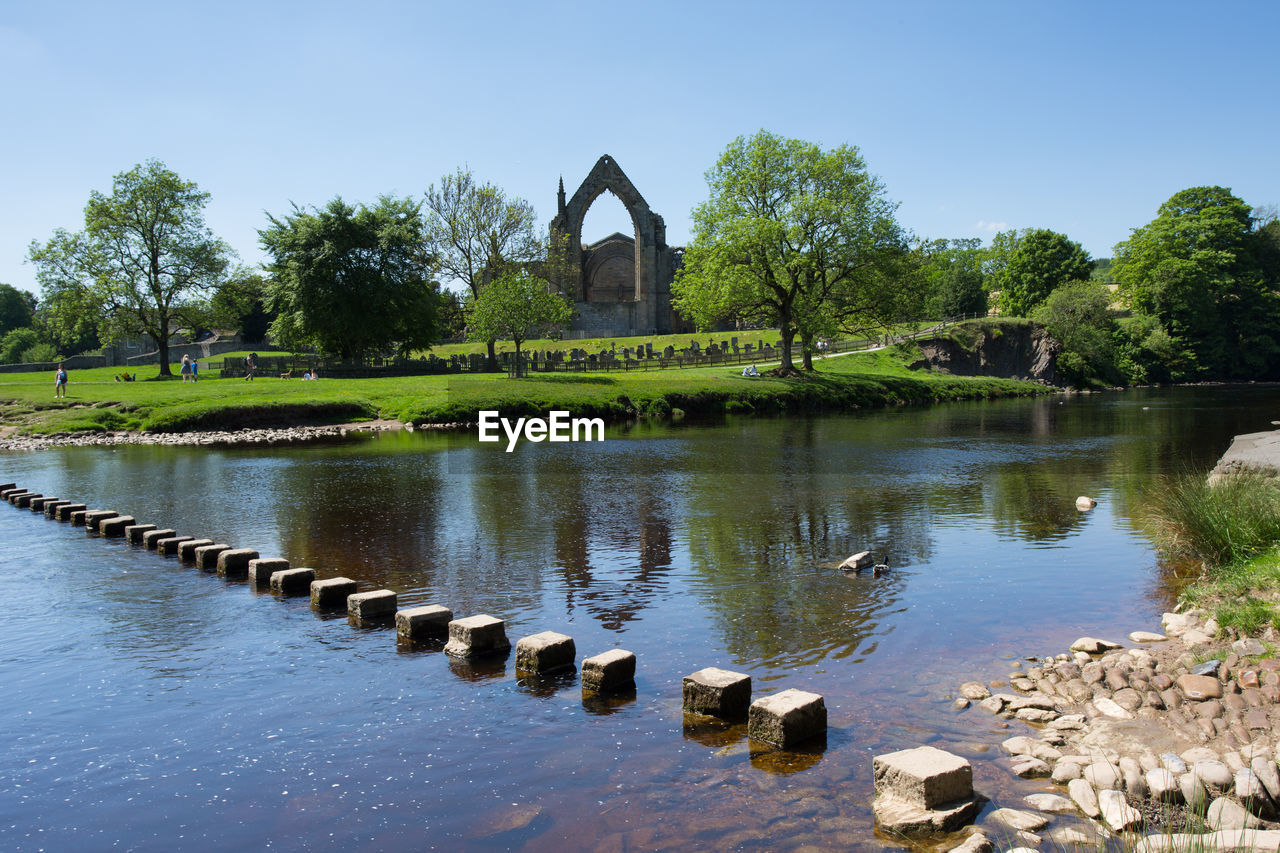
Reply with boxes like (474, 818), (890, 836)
(1, 482), (827, 749)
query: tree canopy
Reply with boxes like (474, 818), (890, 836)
(1113, 186), (1280, 378)
(28, 160), (232, 375)
(0, 283), (36, 337)
(919, 238), (988, 319)
(992, 228), (1092, 316)
(260, 196), (441, 360)
(424, 168), (541, 369)
(672, 131), (910, 373)
(466, 272), (573, 377)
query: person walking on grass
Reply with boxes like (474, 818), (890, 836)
(191, 358), (199, 382)
(54, 363), (67, 398)
(244, 352), (256, 381)
(181, 354), (192, 382)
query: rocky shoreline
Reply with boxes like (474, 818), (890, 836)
(940, 611), (1280, 851)
(0, 419), (476, 452)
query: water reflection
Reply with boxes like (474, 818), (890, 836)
(4, 386), (1280, 851)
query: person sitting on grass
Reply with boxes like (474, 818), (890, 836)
(742, 364), (759, 378)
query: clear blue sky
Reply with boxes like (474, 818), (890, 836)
(3, 1), (1277, 297)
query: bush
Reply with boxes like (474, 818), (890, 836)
(1145, 469), (1280, 569)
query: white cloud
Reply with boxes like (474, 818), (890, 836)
(974, 220), (1010, 232)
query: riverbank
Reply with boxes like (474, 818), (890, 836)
(0, 345), (1047, 443)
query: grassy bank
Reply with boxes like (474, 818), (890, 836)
(1147, 469), (1280, 636)
(0, 343), (1046, 436)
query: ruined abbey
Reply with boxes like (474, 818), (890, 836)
(550, 155), (686, 336)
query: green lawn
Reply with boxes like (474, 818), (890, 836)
(0, 341), (1044, 435)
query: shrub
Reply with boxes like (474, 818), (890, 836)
(1145, 469), (1280, 569)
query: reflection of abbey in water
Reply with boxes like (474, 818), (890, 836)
(550, 155), (689, 337)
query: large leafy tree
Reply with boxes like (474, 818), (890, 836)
(424, 168), (541, 370)
(992, 228), (1092, 316)
(920, 238), (988, 319)
(260, 196), (441, 360)
(465, 271), (573, 377)
(28, 160), (232, 375)
(672, 131), (909, 374)
(210, 271), (275, 342)
(0, 284), (36, 336)
(1113, 186), (1280, 378)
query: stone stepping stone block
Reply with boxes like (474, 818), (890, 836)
(748, 688), (826, 748)
(14, 492), (39, 508)
(4, 488), (30, 502)
(27, 496), (50, 511)
(311, 577), (357, 609)
(682, 667), (751, 719)
(271, 568), (315, 596)
(444, 614), (510, 658)
(156, 536), (194, 556)
(43, 500), (72, 518)
(83, 510), (118, 531)
(0, 482), (16, 493)
(99, 516), (136, 537)
(142, 529), (176, 549)
(216, 549), (259, 579)
(581, 649), (635, 692)
(395, 605), (452, 640)
(195, 544), (232, 571)
(56, 503), (86, 522)
(515, 631), (576, 673)
(874, 746), (974, 811)
(69, 510), (90, 526)
(177, 539), (214, 560)
(348, 589), (397, 620)
(248, 558), (289, 587)
(124, 523), (157, 544)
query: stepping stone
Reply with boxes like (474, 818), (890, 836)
(124, 523), (156, 544)
(195, 544), (231, 571)
(581, 649), (635, 692)
(216, 548), (258, 579)
(56, 503), (86, 522)
(443, 614), (510, 658)
(142, 529), (176, 549)
(311, 577), (357, 609)
(99, 516), (136, 537)
(748, 688), (826, 747)
(156, 536), (193, 556)
(83, 510), (118, 530)
(682, 667), (751, 718)
(248, 558), (289, 587)
(515, 631), (576, 673)
(395, 605), (452, 640)
(271, 568), (315, 596)
(177, 539), (214, 561)
(348, 589), (397, 620)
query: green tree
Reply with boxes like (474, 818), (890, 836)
(993, 228), (1092, 316)
(673, 131), (907, 374)
(1113, 186), (1280, 378)
(210, 271), (275, 341)
(260, 196), (441, 360)
(0, 328), (39, 364)
(28, 160), (232, 376)
(465, 272), (573, 377)
(424, 168), (541, 371)
(920, 238), (988, 319)
(1032, 281), (1115, 386)
(0, 284), (36, 336)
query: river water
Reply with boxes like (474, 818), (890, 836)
(0, 386), (1274, 851)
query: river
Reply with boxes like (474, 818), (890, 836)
(0, 386), (1273, 851)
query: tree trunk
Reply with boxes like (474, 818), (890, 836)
(778, 326), (797, 373)
(486, 339), (498, 372)
(156, 334), (172, 376)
